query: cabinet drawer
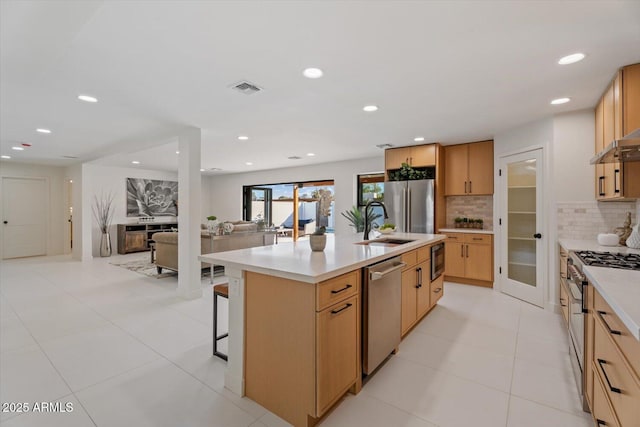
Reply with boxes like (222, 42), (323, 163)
(444, 233), (464, 242)
(592, 363), (621, 427)
(401, 250), (417, 269)
(430, 275), (444, 306)
(594, 314), (640, 427)
(417, 246), (430, 263)
(464, 233), (492, 244)
(317, 271), (359, 311)
(594, 290), (640, 379)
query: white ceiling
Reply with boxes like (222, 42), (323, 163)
(2, 1), (640, 173)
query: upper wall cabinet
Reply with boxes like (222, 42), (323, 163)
(385, 144), (436, 170)
(444, 140), (494, 196)
(595, 63), (640, 201)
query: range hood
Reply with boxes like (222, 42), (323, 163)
(591, 128), (640, 164)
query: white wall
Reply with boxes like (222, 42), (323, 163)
(82, 164), (213, 257)
(552, 110), (595, 202)
(0, 161), (68, 258)
(205, 156), (384, 236)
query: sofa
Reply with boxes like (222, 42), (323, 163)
(152, 224), (275, 274)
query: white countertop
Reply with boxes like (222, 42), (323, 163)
(439, 228), (494, 235)
(558, 239), (640, 255)
(584, 266), (640, 341)
(558, 238), (640, 341)
(199, 232), (446, 283)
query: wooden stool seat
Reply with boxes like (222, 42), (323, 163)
(213, 282), (229, 361)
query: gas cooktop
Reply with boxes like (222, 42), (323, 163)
(574, 250), (640, 270)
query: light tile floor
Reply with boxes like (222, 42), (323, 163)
(0, 254), (593, 427)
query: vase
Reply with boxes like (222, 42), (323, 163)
(309, 234), (327, 251)
(100, 232), (112, 257)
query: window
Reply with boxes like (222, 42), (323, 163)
(357, 173), (385, 206)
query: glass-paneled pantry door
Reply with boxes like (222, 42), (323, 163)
(499, 148), (544, 307)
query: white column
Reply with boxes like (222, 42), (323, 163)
(178, 128), (203, 299)
(224, 267), (245, 395)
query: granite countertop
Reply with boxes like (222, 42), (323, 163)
(199, 232), (446, 283)
(558, 238), (640, 341)
(439, 228), (494, 235)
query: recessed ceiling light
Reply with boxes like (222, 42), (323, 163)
(200, 168), (205, 172)
(558, 53), (585, 65)
(245, 162), (253, 166)
(303, 68), (323, 79)
(36, 128), (51, 134)
(176, 151), (180, 154)
(78, 94), (98, 103)
(550, 97), (571, 105)
(414, 137), (425, 142)
(363, 105), (378, 112)
(307, 153), (315, 157)
(1, 155), (10, 159)
(238, 135), (249, 141)
(131, 160), (140, 164)
(11, 146), (24, 151)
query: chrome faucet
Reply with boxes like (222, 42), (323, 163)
(363, 200), (389, 240)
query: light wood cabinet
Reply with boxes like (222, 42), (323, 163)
(444, 141), (493, 196)
(585, 282), (595, 409)
(595, 63), (640, 201)
(443, 232), (493, 286)
(317, 295), (359, 415)
(401, 245), (440, 336)
(559, 247), (569, 327)
(385, 144), (436, 170)
(588, 286), (640, 427)
(245, 269), (361, 427)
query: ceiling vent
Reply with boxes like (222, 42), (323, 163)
(288, 156), (302, 160)
(376, 144), (394, 149)
(230, 80), (262, 95)
(209, 167), (223, 171)
(62, 155), (79, 159)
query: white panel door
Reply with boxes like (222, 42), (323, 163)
(499, 148), (544, 307)
(2, 177), (47, 259)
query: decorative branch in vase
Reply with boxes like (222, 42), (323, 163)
(92, 192), (115, 257)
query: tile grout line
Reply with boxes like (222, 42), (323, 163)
(504, 300), (524, 427)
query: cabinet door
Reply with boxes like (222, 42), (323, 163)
(559, 279), (569, 326)
(585, 284), (595, 409)
(444, 241), (465, 278)
(415, 260), (431, 318)
(603, 83), (617, 198)
(444, 144), (469, 196)
(592, 365), (621, 427)
(465, 243), (493, 281)
(468, 141), (494, 195)
(125, 232), (147, 252)
(409, 144), (435, 167)
(317, 295), (359, 415)
(623, 63), (640, 134)
(385, 148), (410, 171)
(401, 268), (418, 335)
(595, 98), (606, 199)
(430, 275), (444, 307)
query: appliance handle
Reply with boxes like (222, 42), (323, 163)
(581, 282), (587, 314)
(403, 189), (409, 232)
(407, 187), (412, 231)
(370, 263), (406, 280)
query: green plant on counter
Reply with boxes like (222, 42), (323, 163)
(341, 206), (382, 232)
(454, 217), (463, 224)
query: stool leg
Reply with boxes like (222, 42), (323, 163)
(213, 291), (228, 361)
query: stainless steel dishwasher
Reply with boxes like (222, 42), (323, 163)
(362, 256), (405, 375)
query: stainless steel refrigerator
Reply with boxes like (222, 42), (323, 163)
(384, 180), (435, 233)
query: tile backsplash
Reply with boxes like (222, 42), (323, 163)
(445, 195), (493, 230)
(557, 201), (638, 240)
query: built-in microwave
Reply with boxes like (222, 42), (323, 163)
(431, 242), (445, 281)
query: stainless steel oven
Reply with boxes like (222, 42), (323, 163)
(431, 242), (445, 281)
(566, 254), (589, 412)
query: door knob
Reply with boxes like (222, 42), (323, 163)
(533, 233), (542, 239)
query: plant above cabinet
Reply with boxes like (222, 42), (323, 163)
(388, 164), (435, 181)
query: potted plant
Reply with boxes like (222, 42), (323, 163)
(92, 192), (115, 257)
(206, 215), (220, 233)
(309, 226), (327, 251)
(462, 217), (469, 228)
(454, 217), (463, 229)
(341, 206), (382, 233)
(476, 218), (484, 229)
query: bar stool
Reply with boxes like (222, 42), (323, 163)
(213, 283), (229, 361)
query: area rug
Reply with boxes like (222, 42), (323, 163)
(110, 257), (225, 279)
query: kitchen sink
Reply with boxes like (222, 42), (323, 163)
(354, 238), (415, 247)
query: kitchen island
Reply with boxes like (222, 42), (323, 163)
(200, 232), (446, 427)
